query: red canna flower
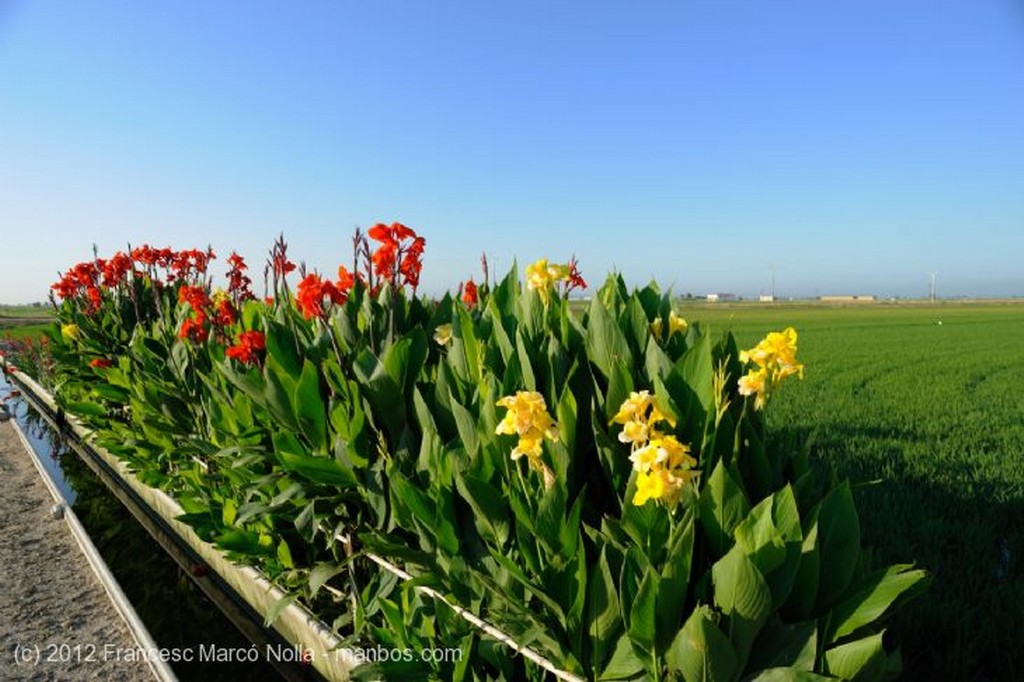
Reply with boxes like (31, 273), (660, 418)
(337, 265), (356, 292)
(462, 279), (478, 308)
(296, 273), (348, 320)
(89, 358), (113, 369)
(566, 256), (587, 292)
(226, 252), (254, 301)
(212, 298), (236, 327)
(178, 285), (210, 312)
(225, 330), (266, 366)
(179, 312), (209, 343)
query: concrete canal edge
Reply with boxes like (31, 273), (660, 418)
(5, 414), (178, 682)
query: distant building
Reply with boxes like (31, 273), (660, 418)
(759, 295), (775, 303)
(819, 295), (876, 303)
(706, 293), (738, 303)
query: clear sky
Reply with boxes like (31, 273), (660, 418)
(2, 1), (1023, 303)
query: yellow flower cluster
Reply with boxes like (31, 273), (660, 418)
(612, 391), (697, 507)
(650, 311), (688, 341)
(496, 390), (560, 470)
(525, 258), (572, 303)
(737, 327), (804, 410)
(61, 323), (81, 341)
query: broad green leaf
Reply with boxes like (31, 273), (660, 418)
(627, 567), (659, 653)
(587, 295), (633, 382)
(264, 319), (301, 379)
(665, 605), (740, 682)
(656, 513), (695, 650)
(675, 331), (714, 410)
(293, 358), (327, 452)
(826, 564), (929, 643)
(588, 546), (624, 675)
(699, 459), (751, 558)
(824, 631), (887, 682)
(599, 635), (645, 681)
(816, 481), (861, 610)
(455, 473), (510, 546)
(712, 545), (773, 667)
(450, 394), (481, 460)
(747, 618), (817, 672)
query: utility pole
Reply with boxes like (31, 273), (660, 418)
(771, 264), (776, 300)
(930, 272), (937, 302)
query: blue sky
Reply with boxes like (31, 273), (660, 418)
(2, 1), (1022, 303)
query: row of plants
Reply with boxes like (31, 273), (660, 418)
(20, 224), (928, 680)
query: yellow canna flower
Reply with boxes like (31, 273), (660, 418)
(650, 317), (664, 340)
(433, 323), (453, 346)
(525, 258), (576, 304)
(738, 327), (803, 410)
(525, 258), (557, 303)
(633, 469), (669, 506)
(668, 311), (688, 338)
(618, 419), (649, 446)
(659, 435), (696, 470)
(629, 441), (666, 473)
(611, 391), (653, 425)
(61, 323), (81, 341)
(495, 391), (560, 468)
(738, 367), (768, 410)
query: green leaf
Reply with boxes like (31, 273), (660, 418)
(699, 459), (751, 558)
(455, 473), (510, 546)
(274, 431), (357, 487)
(588, 546), (624, 675)
(66, 401), (107, 418)
(656, 514), (695, 650)
(309, 563), (348, 597)
(599, 635), (645, 681)
(665, 605), (740, 682)
(747, 618), (818, 672)
(450, 395), (481, 460)
(676, 331), (714, 410)
(826, 564), (929, 643)
(816, 481), (861, 610)
(824, 631), (887, 682)
(294, 358), (327, 452)
(712, 545), (773, 667)
(264, 319), (301, 379)
(587, 295), (633, 381)
(627, 567), (659, 653)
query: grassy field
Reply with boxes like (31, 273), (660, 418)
(0, 304), (53, 340)
(676, 301), (1024, 680)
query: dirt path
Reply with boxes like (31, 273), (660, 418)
(0, 420), (155, 681)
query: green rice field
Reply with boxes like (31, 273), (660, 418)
(677, 301), (1024, 681)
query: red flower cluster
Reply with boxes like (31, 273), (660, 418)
(296, 272), (353, 320)
(226, 252), (254, 302)
(225, 330), (266, 366)
(89, 358), (113, 369)
(367, 222), (425, 291)
(461, 279), (478, 309)
(178, 285), (212, 343)
(52, 246), (219, 314)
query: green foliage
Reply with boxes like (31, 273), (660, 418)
(38, 247), (930, 681)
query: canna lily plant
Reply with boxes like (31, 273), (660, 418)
(35, 226), (928, 681)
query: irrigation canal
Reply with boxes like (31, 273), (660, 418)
(0, 372), (297, 681)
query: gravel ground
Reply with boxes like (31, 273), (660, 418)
(0, 420), (156, 682)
